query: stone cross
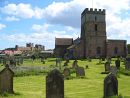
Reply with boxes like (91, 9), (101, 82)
(104, 73), (118, 98)
(46, 69), (64, 98)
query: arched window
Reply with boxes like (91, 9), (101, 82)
(97, 47), (101, 54)
(114, 47), (118, 54)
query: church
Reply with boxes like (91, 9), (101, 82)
(54, 8), (127, 58)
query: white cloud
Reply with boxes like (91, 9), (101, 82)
(0, 23), (6, 30)
(1, 0), (130, 47)
(5, 16), (19, 21)
(1, 3), (34, 19)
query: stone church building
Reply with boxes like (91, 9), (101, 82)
(55, 8), (127, 58)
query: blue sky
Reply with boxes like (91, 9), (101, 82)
(0, 0), (130, 50)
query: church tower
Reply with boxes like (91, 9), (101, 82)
(81, 8), (106, 57)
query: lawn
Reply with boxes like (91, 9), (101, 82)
(0, 58), (130, 98)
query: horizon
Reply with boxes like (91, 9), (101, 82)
(0, 0), (130, 50)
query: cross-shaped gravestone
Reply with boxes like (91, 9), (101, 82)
(46, 69), (64, 98)
(104, 73), (118, 98)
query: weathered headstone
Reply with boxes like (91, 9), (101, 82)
(76, 67), (85, 77)
(107, 57), (111, 64)
(0, 64), (14, 94)
(63, 68), (70, 77)
(115, 59), (120, 69)
(72, 60), (78, 69)
(110, 66), (118, 75)
(63, 60), (68, 66)
(56, 58), (61, 66)
(105, 62), (110, 72)
(99, 58), (102, 64)
(104, 73), (118, 98)
(125, 57), (130, 70)
(46, 69), (64, 98)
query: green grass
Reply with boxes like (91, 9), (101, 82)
(0, 58), (130, 98)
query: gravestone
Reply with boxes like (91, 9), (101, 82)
(115, 59), (120, 69)
(107, 57), (111, 64)
(63, 68), (70, 77)
(76, 67), (85, 77)
(19, 58), (23, 64)
(105, 62), (110, 72)
(110, 66), (118, 75)
(56, 58), (61, 67)
(72, 60), (78, 69)
(99, 58), (102, 64)
(0, 64), (14, 94)
(63, 60), (68, 66)
(102, 57), (105, 61)
(46, 69), (64, 98)
(104, 73), (118, 98)
(125, 57), (130, 70)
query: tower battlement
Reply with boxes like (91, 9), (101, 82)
(81, 8), (105, 16)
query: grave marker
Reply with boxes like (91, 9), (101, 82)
(104, 73), (118, 98)
(46, 69), (64, 98)
(76, 67), (85, 77)
(0, 64), (14, 94)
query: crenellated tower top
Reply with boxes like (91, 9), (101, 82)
(81, 8), (105, 17)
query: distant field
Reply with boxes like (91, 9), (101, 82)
(0, 58), (130, 98)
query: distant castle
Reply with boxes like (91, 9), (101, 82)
(54, 8), (127, 58)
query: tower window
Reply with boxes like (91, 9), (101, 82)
(114, 47), (118, 54)
(97, 47), (101, 54)
(95, 24), (97, 31)
(95, 16), (97, 21)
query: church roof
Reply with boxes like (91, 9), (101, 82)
(55, 38), (73, 46)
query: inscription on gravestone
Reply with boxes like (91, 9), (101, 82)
(104, 73), (118, 98)
(46, 69), (64, 98)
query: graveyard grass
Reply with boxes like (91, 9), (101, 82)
(1, 58), (130, 98)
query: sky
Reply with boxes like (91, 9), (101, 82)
(0, 0), (130, 50)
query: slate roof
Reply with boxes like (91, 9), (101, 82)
(55, 38), (73, 45)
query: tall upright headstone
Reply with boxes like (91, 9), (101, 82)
(0, 64), (14, 94)
(46, 69), (64, 98)
(115, 58), (120, 69)
(72, 60), (78, 69)
(105, 62), (110, 72)
(104, 73), (118, 98)
(125, 57), (130, 70)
